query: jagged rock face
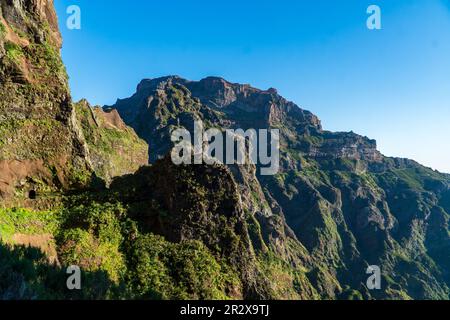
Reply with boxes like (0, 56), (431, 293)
(0, 0), (90, 204)
(1, 0), (62, 47)
(73, 100), (149, 184)
(110, 160), (259, 298)
(110, 76), (450, 299)
(115, 76), (323, 132)
(110, 76), (380, 161)
(185, 77), (323, 130)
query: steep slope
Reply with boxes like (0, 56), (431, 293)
(107, 157), (317, 299)
(0, 1), (148, 207)
(0, 0), (90, 205)
(110, 76), (450, 299)
(0, 1), (303, 300)
(73, 100), (148, 184)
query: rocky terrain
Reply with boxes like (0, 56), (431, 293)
(109, 76), (450, 299)
(0, 0), (449, 300)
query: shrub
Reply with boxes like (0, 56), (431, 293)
(5, 41), (24, 62)
(127, 234), (233, 300)
(0, 207), (60, 242)
(56, 202), (127, 283)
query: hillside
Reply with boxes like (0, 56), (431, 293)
(0, 1), (449, 300)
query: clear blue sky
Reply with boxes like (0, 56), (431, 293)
(55, 0), (450, 173)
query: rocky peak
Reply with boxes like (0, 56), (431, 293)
(185, 76), (245, 108)
(94, 107), (129, 131)
(136, 75), (185, 93)
(185, 77), (323, 131)
(1, 0), (449, 301)
(307, 131), (383, 162)
(115, 76), (323, 132)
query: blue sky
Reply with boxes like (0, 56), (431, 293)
(55, 0), (450, 173)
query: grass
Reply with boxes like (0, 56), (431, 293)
(0, 207), (60, 242)
(392, 168), (424, 190)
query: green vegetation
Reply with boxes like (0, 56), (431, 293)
(127, 234), (236, 299)
(257, 252), (319, 299)
(0, 207), (60, 242)
(56, 202), (127, 282)
(0, 189), (243, 300)
(5, 41), (24, 62)
(303, 134), (324, 146)
(298, 159), (331, 186)
(9, 25), (28, 40)
(0, 118), (65, 160)
(1, 0), (449, 301)
(0, 21), (6, 38)
(148, 83), (203, 127)
(0, 242), (121, 299)
(26, 41), (67, 82)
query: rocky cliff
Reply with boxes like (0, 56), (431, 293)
(0, 1), (147, 206)
(0, 0), (90, 205)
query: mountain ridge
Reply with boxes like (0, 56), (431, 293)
(106, 74), (450, 299)
(112, 74), (450, 174)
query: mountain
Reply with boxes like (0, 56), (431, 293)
(108, 76), (450, 299)
(0, 1), (449, 300)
